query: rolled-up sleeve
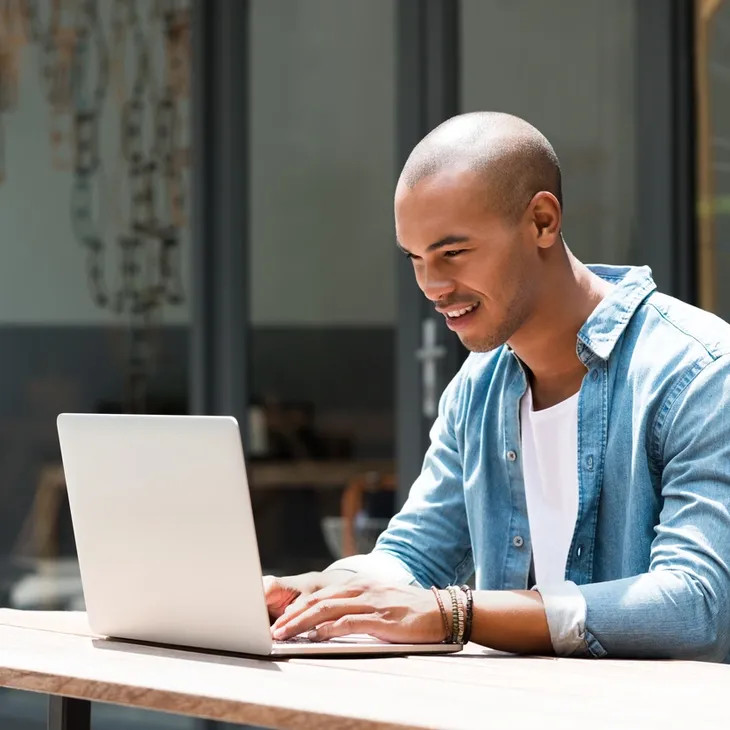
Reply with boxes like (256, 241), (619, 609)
(535, 581), (588, 656)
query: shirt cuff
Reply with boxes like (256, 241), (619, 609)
(534, 580), (589, 657)
(326, 550), (418, 585)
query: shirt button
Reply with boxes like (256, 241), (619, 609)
(585, 455), (594, 471)
(591, 369), (599, 381)
(506, 450), (517, 462)
(513, 535), (524, 548)
(576, 544), (584, 558)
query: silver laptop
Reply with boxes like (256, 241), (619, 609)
(56, 413), (461, 658)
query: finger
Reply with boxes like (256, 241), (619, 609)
(273, 583), (367, 630)
(263, 583), (293, 609)
(263, 572), (314, 599)
(273, 598), (355, 637)
(271, 591), (317, 628)
(273, 590), (352, 632)
(262, 577), (306, 620)
(308, 614), (383, 641)
(271, 598), (370, 640)
(267, 600), (292, 621)
(276, 594), (307, 622)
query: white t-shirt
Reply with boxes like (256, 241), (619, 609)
(520, 387), (580, 588)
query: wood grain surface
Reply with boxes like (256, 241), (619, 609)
(0, 610), (726, 729)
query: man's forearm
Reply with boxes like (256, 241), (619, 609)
(471, 589), (554, 655)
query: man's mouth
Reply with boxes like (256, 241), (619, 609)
(443, 302), (479, 319)
(440, 301), (481, 331)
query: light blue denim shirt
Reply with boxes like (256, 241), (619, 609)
(331, 265), (730, 661)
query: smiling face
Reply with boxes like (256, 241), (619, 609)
(395, 168), (554, 353)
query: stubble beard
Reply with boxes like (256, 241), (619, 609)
(458, 292), (532, 353)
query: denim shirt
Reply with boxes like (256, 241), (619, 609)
(331, 265), (730, 661)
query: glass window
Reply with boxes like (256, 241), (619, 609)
(460, 0), (638, 267)
(249, 0), (397, 573)
(0, 1), (191, 726)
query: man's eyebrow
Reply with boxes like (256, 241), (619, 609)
(396, 235), (471, 255)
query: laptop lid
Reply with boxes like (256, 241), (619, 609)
(58, 413), (274, 655)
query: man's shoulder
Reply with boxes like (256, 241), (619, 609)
(636, 291), (730, 362)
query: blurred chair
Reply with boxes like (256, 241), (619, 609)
(11, 463), (83, 610)
(340, 470), (396, 557)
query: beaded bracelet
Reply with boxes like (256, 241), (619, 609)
(455, 587), (465, 643)
(446, 585), (462, 644)
(430, 586), (451, 642)
(460, 584), (474, 644)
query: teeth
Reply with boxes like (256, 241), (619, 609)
(446, 303), (477, 318)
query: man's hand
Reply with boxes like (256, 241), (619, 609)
(263, 570), (357, 621)
(270, 580), (447, 643)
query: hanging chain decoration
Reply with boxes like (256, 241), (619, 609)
(3, 0), (191, 412)
(0, 0), (29, 183)
(70, 0), (109, 308)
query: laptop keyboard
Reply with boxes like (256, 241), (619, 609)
(274, 635), (329, 645)
(274, 634), (391, 646)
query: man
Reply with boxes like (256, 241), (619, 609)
(265, 112), (730, 660)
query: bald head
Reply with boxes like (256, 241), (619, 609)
(399, 112), (562, 224)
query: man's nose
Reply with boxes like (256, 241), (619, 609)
(420, 268), (455, 301)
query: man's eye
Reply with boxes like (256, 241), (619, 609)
(444, 249), (465, 258)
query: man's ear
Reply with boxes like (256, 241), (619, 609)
(530, 192), (561, 248)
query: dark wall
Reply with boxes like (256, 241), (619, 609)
(250, 327), (394, 410)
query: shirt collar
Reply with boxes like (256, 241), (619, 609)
(577, 265), (657, 362)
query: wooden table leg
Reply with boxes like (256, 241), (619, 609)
(48, 695), (91, 730)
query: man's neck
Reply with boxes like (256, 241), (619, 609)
(509, 257), (613, 411)
(526, 369), (585, 411)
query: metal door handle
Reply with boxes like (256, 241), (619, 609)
(415, 318), (446, 418)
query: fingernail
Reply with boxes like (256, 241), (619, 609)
(272, 628), (285, 639)
(307, 630), (318, 641)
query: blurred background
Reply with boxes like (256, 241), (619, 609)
(0, 0), (728, 727)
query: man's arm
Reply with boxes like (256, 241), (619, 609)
(537, 357), (730, 660)
(468, 358), (730, 660)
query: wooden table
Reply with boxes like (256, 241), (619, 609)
(0, 610), (727, 730)
(248, 460), (395, 490)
